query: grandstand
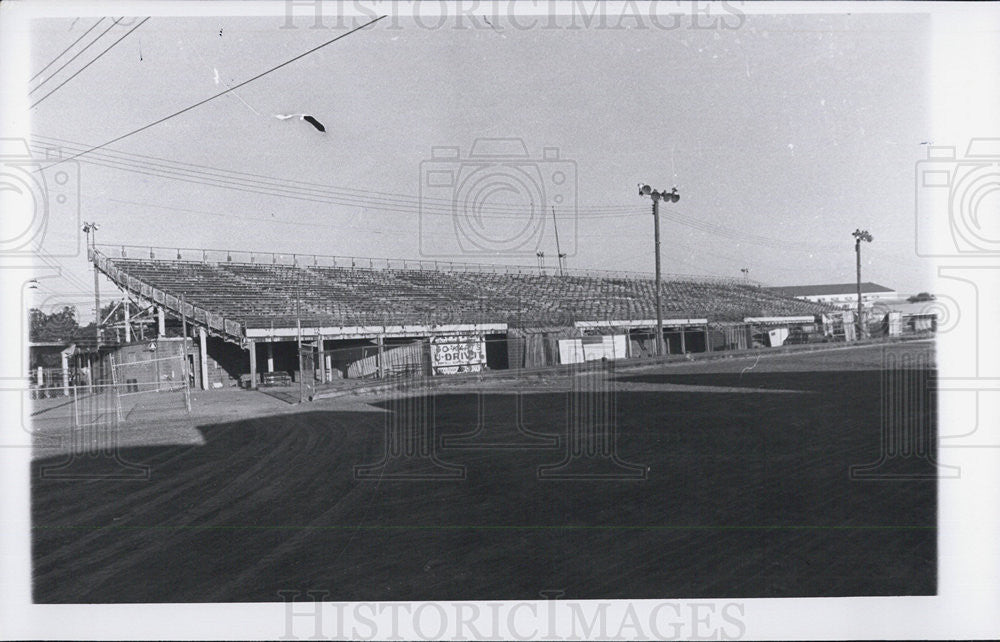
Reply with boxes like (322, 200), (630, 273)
(91, 244), (837, 390)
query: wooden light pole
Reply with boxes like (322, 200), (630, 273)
(639, 184), (680, 357)
(852, 228), (873, 339)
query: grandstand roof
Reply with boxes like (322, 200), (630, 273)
(93, 246), (836, 342)
(766, 282), (896, 297)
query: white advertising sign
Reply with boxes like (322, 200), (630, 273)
(558, 335), (627, 364)
(431, 334), (486, 374)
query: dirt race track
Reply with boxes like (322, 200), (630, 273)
(32, 341), (937, 602)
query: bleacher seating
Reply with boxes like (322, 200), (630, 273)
(104, 256), (834, 330)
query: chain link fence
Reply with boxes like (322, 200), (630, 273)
(32, 351), (192, 430)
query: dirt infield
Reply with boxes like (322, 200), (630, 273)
(32, 341), (936, 602)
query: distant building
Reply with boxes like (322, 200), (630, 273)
(29, 341), (72, 370)
(765, 282), (898, 309)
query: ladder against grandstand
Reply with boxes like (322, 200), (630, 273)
(298, 336), (318, 402)
(109, 352), (124, 423)
(824, 311), (857, 342)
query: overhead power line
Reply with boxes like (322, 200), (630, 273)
(29, 136), (642, 218)
(30, 18), (106, 82)
(94, 195), (646, 241)
(26, 139), (841, 257)
(29, 18), (122, 94)
(35, 252), (100, 296)
(27, 133), (843, 254)
(41, 15), (387, 169)
(31, 17), (150, 109)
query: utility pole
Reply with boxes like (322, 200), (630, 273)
(639, 184), (680, 357)
(181, 293), (191, 407)
(551, 206), (566, 276)
(180, 294), (187, 344)
(296, 268), (304, 400)
(852, 228), (873, 339)
(83, 222), (101, 348)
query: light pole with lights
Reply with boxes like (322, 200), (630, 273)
(852, 228), (873, 339)
(82, 222), (101, 347)
(639, 184), (680, 357)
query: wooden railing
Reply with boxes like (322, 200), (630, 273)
(91, 248), (244, 342)
(95, 243), (758, 287)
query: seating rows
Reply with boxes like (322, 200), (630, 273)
(108, 258), (832, 328)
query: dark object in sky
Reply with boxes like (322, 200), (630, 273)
(274, 113), (326, 133)
(302, 116), (325, 132)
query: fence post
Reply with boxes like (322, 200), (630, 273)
(110, 353), (124, 422)
(376, 334), (384, 379)
(200, 327), (210, 390)
(181, 337), (192, 412)
(61, 351), (70, 397)
(73, 384), (80, 427)
(317, 335), (326, 384)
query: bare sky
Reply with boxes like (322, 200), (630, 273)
(26, 9), (934, 318)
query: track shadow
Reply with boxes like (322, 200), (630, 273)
(32, 367), (936, 602)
